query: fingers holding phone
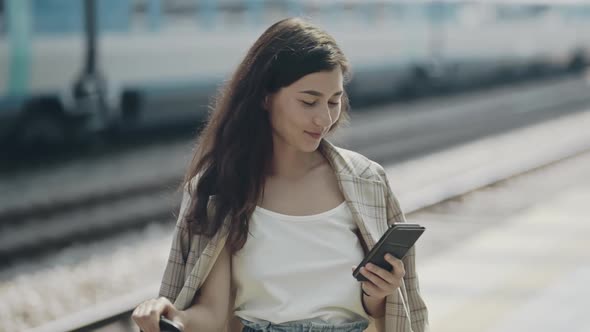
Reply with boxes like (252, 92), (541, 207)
(352, 223), (424, 282)
(352, 253), (405, 298)
(132, 297), (185, 332)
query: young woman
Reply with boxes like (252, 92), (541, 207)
(132, 17), (429, 332)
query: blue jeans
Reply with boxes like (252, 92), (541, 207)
(239, 317), (370, 332)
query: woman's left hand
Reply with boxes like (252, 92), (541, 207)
(352, 253), (405, 299)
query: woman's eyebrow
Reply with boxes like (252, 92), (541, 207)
(298, 90), (343, 97)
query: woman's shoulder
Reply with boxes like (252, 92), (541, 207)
(331, 144), (387, 180)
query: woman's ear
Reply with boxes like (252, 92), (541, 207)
(262, 94), (272, 111)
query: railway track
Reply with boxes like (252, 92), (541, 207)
(1, 74), (590, 267)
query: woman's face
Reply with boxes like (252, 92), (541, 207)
(265, 67), (344, 152)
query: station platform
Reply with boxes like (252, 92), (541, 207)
(411, 152), (590, 332)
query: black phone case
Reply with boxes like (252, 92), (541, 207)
(160, 316), (182, 332)
(140, 316), (182, 332)
(352, 223), (425, 282)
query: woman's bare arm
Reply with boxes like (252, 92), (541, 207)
(179, 242), (232, 332)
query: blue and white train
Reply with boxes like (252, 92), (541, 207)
(0, 0), (588, 148)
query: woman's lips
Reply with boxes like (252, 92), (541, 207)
(305, 131), (321, 139)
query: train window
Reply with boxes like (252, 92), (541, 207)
(0, 0), (4, 36)
(562, 5), (590, 21)
(426, 2), (458, 24)
(31, 0), (130, 35)
(495, 4), (548, 21)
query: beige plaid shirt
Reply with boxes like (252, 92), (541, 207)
(158, 138), (429, 332)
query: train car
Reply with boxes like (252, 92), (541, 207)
(0, 0), (588, 150)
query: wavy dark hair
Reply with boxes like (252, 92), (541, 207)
(180, 17), (353, 255)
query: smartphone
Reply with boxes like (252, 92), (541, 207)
(352, 223), (425, 282)
(140, 316), (182, 332)
(160, 316), (182, 332)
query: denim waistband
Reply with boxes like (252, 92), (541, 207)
(239, 317), (370, 332)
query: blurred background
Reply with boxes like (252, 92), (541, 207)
(1, 0), (589, 331)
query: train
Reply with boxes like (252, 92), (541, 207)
(0, 0), (589, 150)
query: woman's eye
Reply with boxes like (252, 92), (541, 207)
(300, 100), (339, 107)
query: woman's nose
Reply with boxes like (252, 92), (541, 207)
(314, 106), (332, 127)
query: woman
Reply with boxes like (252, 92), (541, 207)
(132, 17), (429, 332)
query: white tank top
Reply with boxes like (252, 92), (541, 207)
(231, 200), (370, 324)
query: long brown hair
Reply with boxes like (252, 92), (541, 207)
(180, 17), (352, 255)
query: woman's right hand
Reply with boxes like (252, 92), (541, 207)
(132, 297), (185, 332)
